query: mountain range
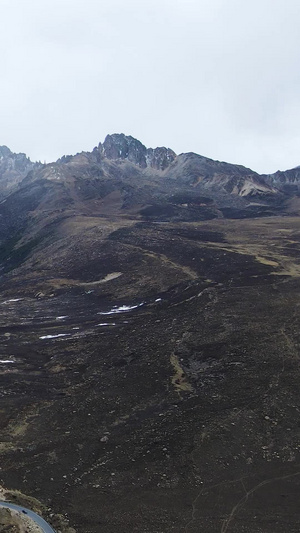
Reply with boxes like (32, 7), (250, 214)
(1, 133), (297, 204)
(0, 132), (291, 295)
(0, 133), (298, 243)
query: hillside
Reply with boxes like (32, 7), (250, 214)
(0, 136), (300, 532)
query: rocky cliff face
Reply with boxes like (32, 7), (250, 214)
(0, 145), (38, 197)
(96, 133), (176, 170)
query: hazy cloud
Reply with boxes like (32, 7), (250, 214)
(0, 0), (300, 172)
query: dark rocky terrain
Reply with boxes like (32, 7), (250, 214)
(0, 135), (300, 532)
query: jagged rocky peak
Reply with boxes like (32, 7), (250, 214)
(0, 145), (34, 171)
(99, 134), (147, 166)
(0, 145), (38, 196)
(146, 146), (177, 170)
(264, 166), (300, 193)
(0, 146), (12, 158)
(97, 133), (176, 170)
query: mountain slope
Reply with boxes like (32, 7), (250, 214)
(0, 135), (300, 532)
(264, 166), (300, 194)
(0, 133), (289, 296)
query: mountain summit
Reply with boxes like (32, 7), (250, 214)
(0, 145), (38, 197)
(96, 133), (176, 170)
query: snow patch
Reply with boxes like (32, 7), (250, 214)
(96, 323), (116, 326)
(39, 334), (71, 340)
(98, 303), (144, 315)
(2, 298), (23, 304)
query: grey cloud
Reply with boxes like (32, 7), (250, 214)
(0, 0), (299, 173)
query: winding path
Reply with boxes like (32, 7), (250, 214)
(0, 501), (56, 532)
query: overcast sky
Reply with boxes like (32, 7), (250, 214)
(1, 0), (300, 173)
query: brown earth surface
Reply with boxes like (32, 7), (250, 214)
(0, 213), (300, 531)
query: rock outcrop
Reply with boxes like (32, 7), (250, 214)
(0, 145), (39, 197)
(96, 133), (176, 170)
(264, 166), (300, 193)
